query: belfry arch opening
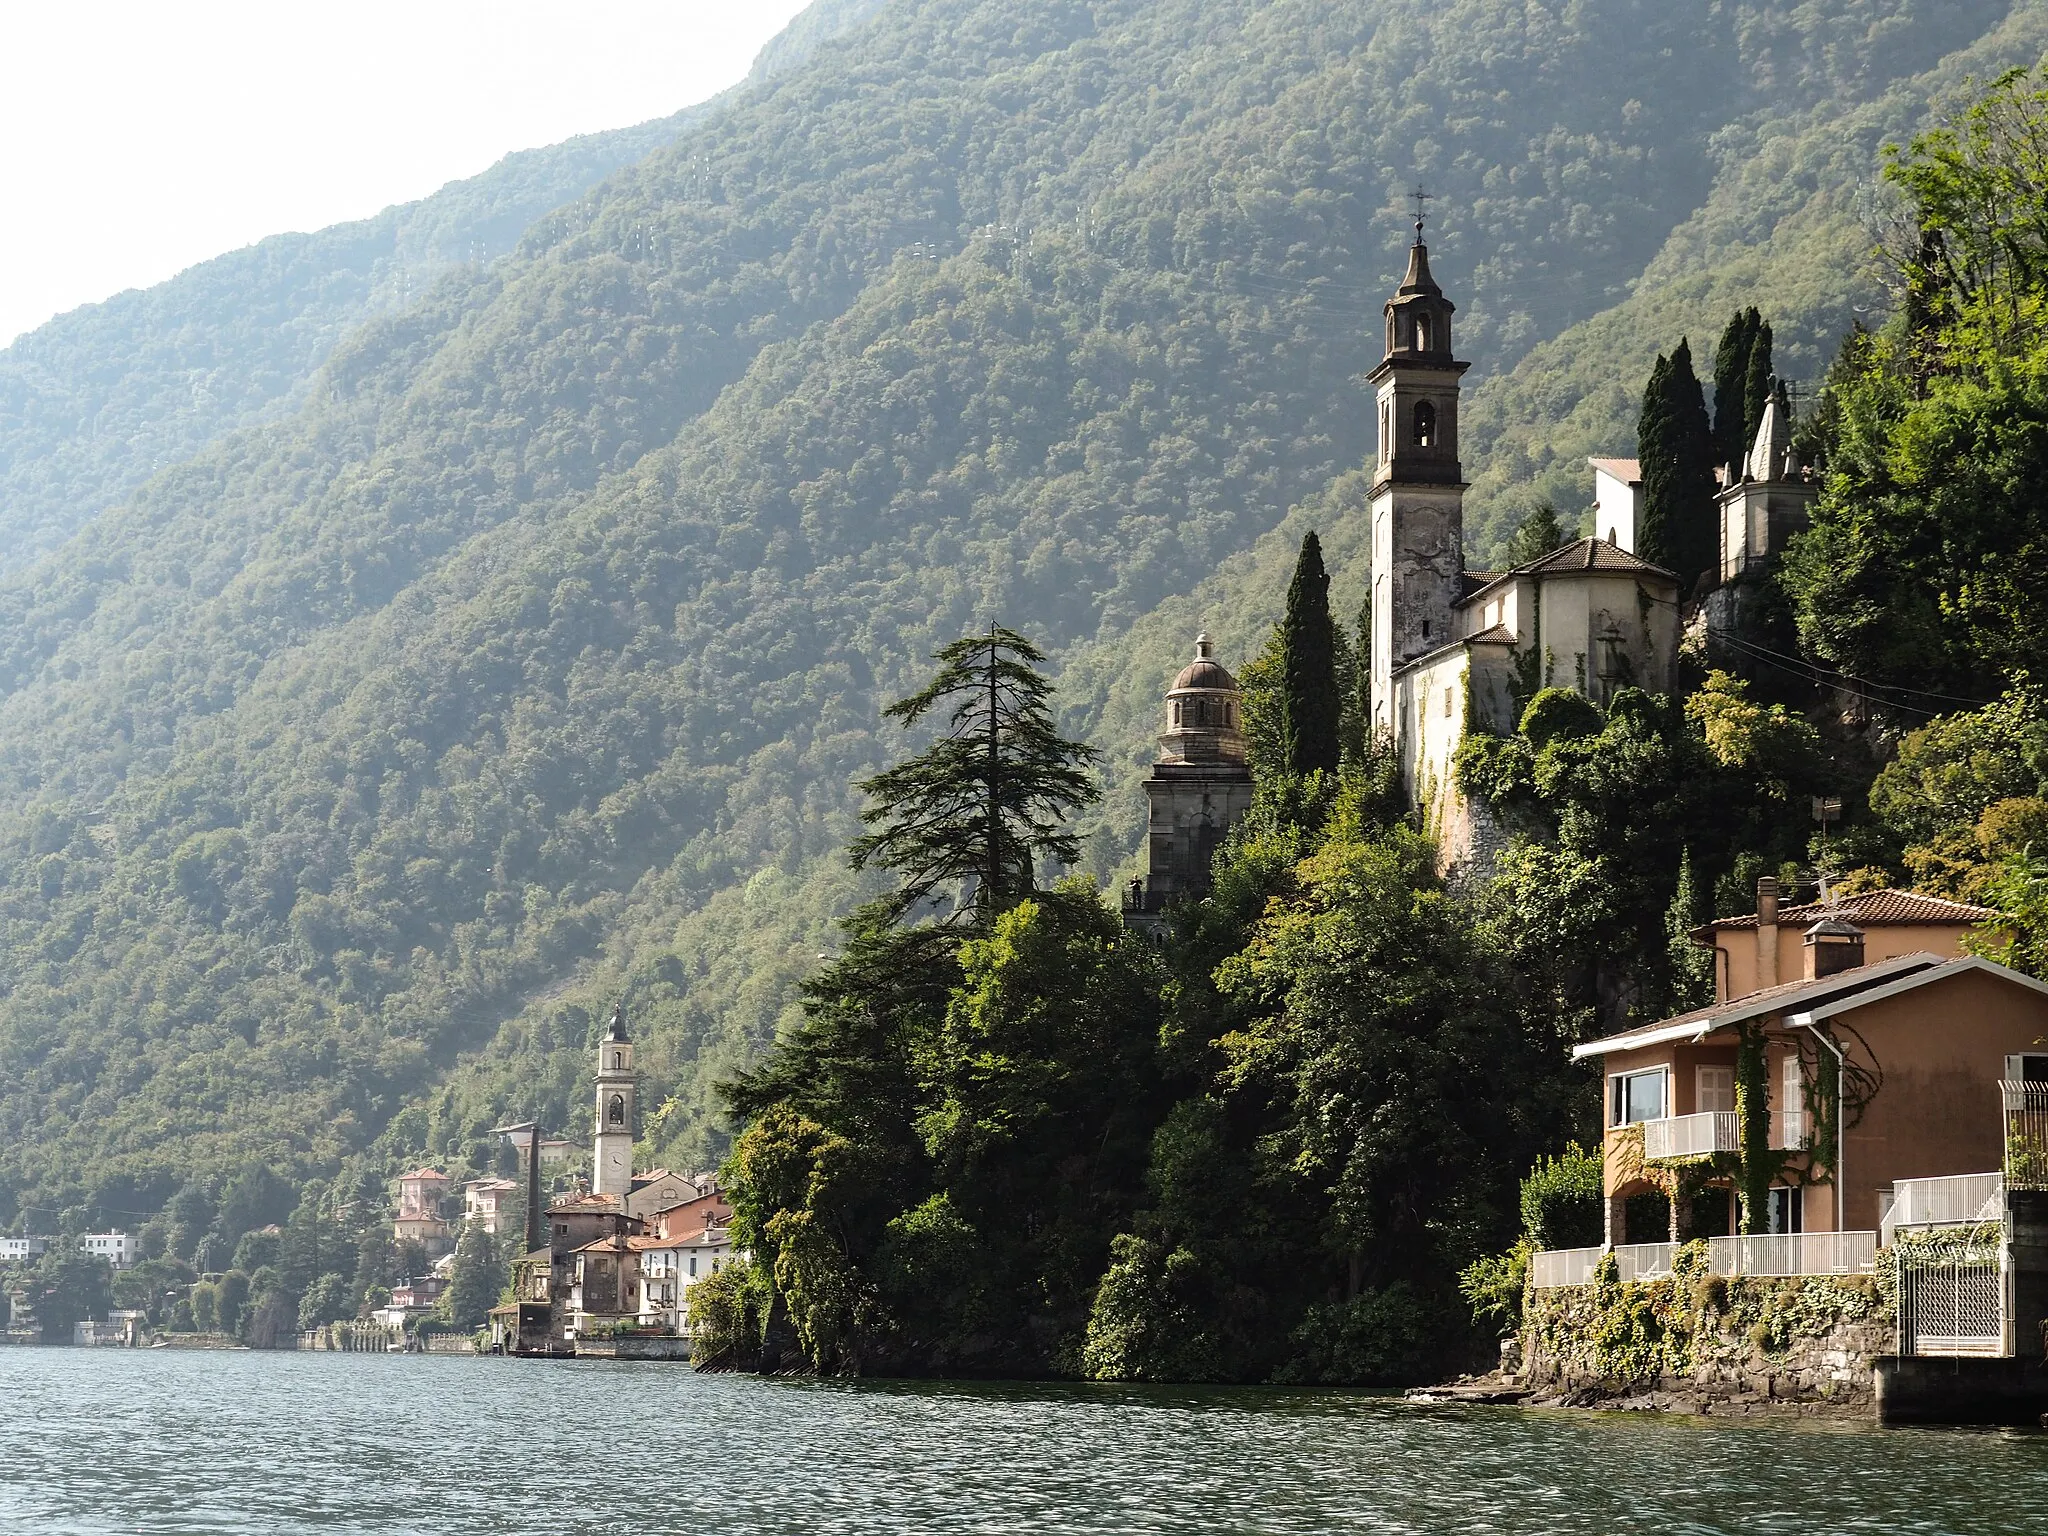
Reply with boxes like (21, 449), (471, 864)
(1412, 400), (1437, 447)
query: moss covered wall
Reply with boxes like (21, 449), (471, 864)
(1519, 1243), (1894, 1412)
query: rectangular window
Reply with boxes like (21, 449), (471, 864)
(1767, 1186), (1804, 1235)
(1609, 1068), (1668, 1127)
(1443, 686), (1453, 718)
(1781, 1053), (1803, 1114)
(689, 1254), (697, 1277)
(1696, 1066), (1734, 1114)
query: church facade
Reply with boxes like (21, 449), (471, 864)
(1365, 231), (1682, 869)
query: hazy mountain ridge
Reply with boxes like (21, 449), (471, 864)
(0, 0), (893, 577)
(0, 0), (2038, 1214)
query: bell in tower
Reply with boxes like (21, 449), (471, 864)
(1368, 205), (1470, 748)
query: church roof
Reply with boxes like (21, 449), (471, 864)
(1588, 456), (1642, 483)
(1458, 538), (1677, 605)
(1396, 238), (1444, 298)
(1462, 624), (1517, 646)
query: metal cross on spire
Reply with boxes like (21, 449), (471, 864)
(1410, 184), (1433, 243)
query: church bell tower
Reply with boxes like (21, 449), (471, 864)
(1368, 215), (1470, 746)
(592, 1001), (636, 1199)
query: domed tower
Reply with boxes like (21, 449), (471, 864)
(1368, 216), (1470, 747)
(1126, 635), (1254, 928)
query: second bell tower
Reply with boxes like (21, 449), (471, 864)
(592, 1001), (636, 1198)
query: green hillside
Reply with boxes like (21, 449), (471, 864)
(0, 0), (2041, 1224)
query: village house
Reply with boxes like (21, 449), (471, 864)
(632, 1191), (739, 1335)
(463, 1177), (521, 1235)
(393, 1167), (453, 1255)
(0, 1235), (51, 1266)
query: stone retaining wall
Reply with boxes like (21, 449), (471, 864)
(1516, 1248), (1894, 1415)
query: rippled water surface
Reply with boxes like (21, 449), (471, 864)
(2, 1349), (2046, 1534)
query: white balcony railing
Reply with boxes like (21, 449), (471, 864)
(1642, 1111), (1736, 1160)
(1706, 1231), (1877, 1277)
(1531, 1232), (1879, 1288)
(1530, 1246), (1603, 1288)
(1611, 1242), (1675, 1283)
(1640, 1109), (1808, 1161)
(1881, 1173), (2004, 1245)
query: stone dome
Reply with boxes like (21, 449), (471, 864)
(1172, 634), (1239, 693)
(1158, 635), (1246, 766)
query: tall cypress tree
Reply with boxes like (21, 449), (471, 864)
(1279, 531), (1340, 777)
(1711, 308), (1759, 468)
(1742, 318), (1775, 461)
(1635, 352), (1676, 566)
(1638, 341), (1717, 592)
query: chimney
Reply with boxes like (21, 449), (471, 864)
(1756, 876), (1780, 991)
(1804, 918), (1865, 980)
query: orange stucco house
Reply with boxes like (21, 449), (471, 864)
(1572, 882), (2048, 1250)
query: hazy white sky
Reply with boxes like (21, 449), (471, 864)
(0, 1), (813, 346)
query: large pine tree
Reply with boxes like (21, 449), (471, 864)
(1279, 531), (1341, 777)
(850, 625), (1098, 926)
(1637, 340), (1717, 592)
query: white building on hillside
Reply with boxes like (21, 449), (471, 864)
(81, 1232), (142, 1271)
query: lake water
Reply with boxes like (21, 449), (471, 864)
(2, 1350), (2045, 1534)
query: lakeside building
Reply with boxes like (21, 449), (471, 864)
(632, 1194), (739, 1336)
(1522, 880), (2048, 1410)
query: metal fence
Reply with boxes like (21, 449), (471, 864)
(1882, 1173), (2004, 1245)
(1898, 1254), (2004, 1356)
(1703, 1231), (1877, 1277)
(1530, 1246), (1603, 1289)
(2006, 1081), (2048, 1191)
(1611, 1242), (1675, 1283)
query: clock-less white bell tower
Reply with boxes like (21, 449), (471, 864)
(592, 1001), (636, 1198)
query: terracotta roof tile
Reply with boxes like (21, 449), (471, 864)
(1705, 888), (2000, 933)
(1589, 456), (1642, 482)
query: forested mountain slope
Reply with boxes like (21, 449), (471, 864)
(0, 0), (2037, 1220)
(0, 0), (886, 575)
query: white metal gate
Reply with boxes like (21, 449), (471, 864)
(1897, 1256), (2005, 1356)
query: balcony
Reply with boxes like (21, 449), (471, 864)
(1640, 1109), (1807, 1161)
(1530, 1231), (1878, 1289)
